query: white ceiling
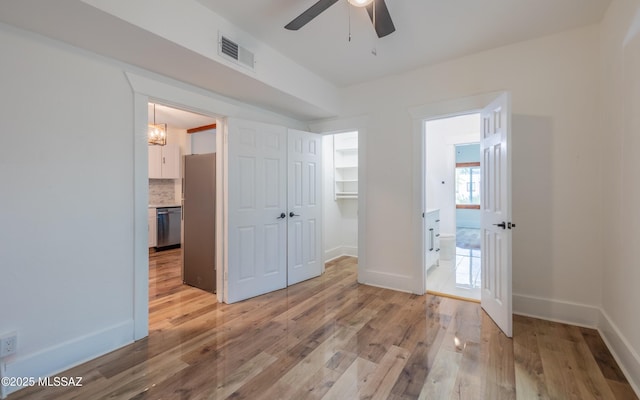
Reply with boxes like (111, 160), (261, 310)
(148, 103), (216, 130)
(196, 0), (611, 86)
(0, 0), (612, 120)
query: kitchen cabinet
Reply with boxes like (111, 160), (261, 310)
(425, 209), (440, 270)
(149, 144), (180, 179)
(148, 207), (157, 248)
(334, 132), (358, 199)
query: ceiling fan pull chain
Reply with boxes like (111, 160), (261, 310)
(371, 0), (377, 55)
(348, 2), (352, 42)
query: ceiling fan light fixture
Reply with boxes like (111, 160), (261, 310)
(347, 0), (374, 7)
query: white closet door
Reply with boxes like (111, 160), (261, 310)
(287, 129), (323, 285)
(226, 119), (288, 303)
(480, 92), (513, 337)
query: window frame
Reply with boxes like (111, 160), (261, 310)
(455, 161), (481, 210)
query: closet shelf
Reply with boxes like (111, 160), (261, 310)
(333, 132), (358, 201)
(336, 192), (358, 199)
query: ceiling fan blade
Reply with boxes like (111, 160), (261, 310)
(285, 0), (340, 31)
(366, 0), (395, 38)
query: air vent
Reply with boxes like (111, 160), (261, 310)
(219, 34), (255, 70)
(221, 36), (238, 60)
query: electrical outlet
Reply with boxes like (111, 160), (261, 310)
(0, 332), (17, 358)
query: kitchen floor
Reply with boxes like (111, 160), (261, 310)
(426, 228), (481, 301)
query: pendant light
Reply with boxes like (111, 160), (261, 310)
(347, 0), (374, 7)
(148, 104), (167, 146)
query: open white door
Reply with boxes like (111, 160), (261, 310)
(226, 119), (288, 303)
(480, 92), (513, 337)
(287, 129), (323, 285)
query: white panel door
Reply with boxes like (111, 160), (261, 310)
(480, 93), (513, 337)
(287, 129), (323, 285)
(227, 119), (288, 303)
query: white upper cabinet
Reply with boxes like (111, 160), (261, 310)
(149, 144), (180, 179)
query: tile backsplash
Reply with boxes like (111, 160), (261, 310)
(149, 179), (177, 204)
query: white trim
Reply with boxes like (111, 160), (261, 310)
(358, 270), (415, 293)
(308, 116), (368, 288)
(308, 115), (369, 134)
(324, 246), (358, 263)
(358, 274), (414, 294)
(1, 321), (133, 398)
(512, 293), (640, 397)
(411, 91), (505, 295)
(324, 246), (343, 263)
(340, 246), (358, 258)
(513, 293), (600, 327)
(131, 92), (150, 340)
(598, 310), (640, 396)
(217, 117), (227, 304)
(126, 72), (285, 338)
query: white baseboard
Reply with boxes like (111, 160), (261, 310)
(324, 246), (358, 263)
(598, 310), (640, 396)
(513, 293), (640, 397)
(357, 270), (415, 294)
(512, 293), (600, 328)
(1, 321), (133, 398)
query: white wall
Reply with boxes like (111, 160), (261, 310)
(599, 0), (640, 391)
(425, 115), (480, 235)
(82, 0), (339, 118)
(0, 25), (136, 394)
(190, 129), (217, 155)
(339, 25), (603, 310)
(0, 23), (305, 398)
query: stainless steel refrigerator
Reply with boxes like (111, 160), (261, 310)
(182, 153), (216, 293)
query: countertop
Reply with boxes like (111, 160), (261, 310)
(149, 204), (181, 208)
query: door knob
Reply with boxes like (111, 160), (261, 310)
(277, 213), (286, 219)
(493, 222), (506, 229)
(289, 212), (300, 218)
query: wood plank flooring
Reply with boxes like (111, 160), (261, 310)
(8, 249), (637, 399)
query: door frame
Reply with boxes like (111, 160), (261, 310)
(309, 116), (368, 281)
(410, 91), (508, 295)
(128, 72), (298, 339)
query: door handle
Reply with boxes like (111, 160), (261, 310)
(493, 222), (506, 229)
(289, 212), (300, 218)
(429, 228), (434, 251)
(277, 213), (286, 219)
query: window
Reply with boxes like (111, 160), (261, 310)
(456, 162), (480, 209)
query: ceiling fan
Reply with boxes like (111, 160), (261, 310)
(285, 0), (396, 38)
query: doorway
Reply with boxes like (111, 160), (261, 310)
(322, 131), (359, 263)
(423, 113), (481, 301)
(146, 102), (219, 327)
(413, 91), (513, 337)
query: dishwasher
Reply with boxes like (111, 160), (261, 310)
(156, 207), (181, 249)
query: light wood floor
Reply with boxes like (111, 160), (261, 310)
(9, 249), (637, 399)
